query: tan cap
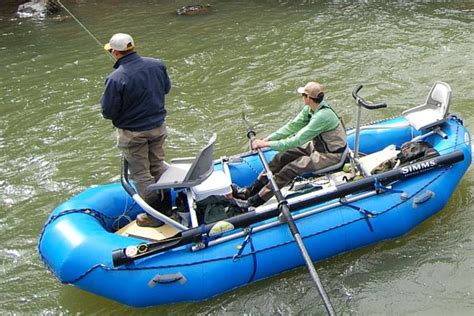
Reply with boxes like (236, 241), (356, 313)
(104, 33), (135, 52)
(297, 82), (323, 98)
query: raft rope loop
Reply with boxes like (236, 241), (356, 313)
(44, 208), (109, 230)
(373, 178), (408, 199)
(233, 227), (258, 284)
(37, 208), (110, 281)
(338, 198), (375, 232)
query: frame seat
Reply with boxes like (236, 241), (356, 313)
(148, 133), (217, 191)
(402, 81), (451, 131)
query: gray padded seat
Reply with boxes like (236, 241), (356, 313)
(148, 133), (217, 191)
(402, 81), (451, 131)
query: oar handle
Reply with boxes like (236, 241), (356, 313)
(247, 129), (256, 139)
(352, 85), (387, 110)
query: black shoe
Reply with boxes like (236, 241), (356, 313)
(232, 197), (251, 210)
(248, 194), (266, 208)
(231, 180), (266, 200)
(231, 184), (252, 200)
(232, 194), (266, 211)
(149, 190), (173, 216)
(136, 213), (165, 227)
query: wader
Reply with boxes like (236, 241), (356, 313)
(117, 123), (168, 204)
(257, 116), (347, 201)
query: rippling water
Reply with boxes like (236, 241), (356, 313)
(1, 0), (473, 314)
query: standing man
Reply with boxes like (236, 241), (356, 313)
(232, 81), (347, 209)
(101, 33), (171, 227)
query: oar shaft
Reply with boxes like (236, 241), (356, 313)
(256, 149), (300, 234)
(250, 130), (335, 315)
(294, 232), (336, 316)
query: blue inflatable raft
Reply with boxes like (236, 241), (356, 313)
(39, 82), (472, 308)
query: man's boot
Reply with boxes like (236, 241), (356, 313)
(136, 213), (165, 227)
(136, 189), (172, 228)
(231, 179), (266, 200)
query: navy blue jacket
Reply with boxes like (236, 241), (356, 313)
(101, 52), (171, 131)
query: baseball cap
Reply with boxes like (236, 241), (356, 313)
(104, 33), (135, 52)
(297, 82), (323, 98)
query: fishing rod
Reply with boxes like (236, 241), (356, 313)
(57, 0), (114, 62)
(241, 113), (336, 316)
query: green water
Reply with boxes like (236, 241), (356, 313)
(1, 0), (473, 314)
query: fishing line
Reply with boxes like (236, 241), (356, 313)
(57, 0), (114, 62)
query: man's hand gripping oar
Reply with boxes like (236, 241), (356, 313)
(241, 112), (336, 316)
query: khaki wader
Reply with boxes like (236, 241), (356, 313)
(117, 124), (168, 204)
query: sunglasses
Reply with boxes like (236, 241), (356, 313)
(302, 93), (308, 98)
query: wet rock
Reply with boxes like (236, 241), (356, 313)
(176, 4), (211, 16)
(16, 0), (61, 19)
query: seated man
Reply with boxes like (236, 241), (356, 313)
(233, 81), (347, 209)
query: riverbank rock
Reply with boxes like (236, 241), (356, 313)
(16, 0), (61, 18)
(176, 4), (211, 16)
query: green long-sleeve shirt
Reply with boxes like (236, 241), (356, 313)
(268, 101), (340, 152)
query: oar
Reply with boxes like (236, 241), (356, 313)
(242, 115), (336, 316)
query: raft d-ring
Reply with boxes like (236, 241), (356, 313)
(413, 191), (435, 208)
(400, 192), (409, 201)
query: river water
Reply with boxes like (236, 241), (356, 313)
(1, 0), (473, 314)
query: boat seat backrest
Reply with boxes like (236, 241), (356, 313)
(402, 81), (451, 131)
(184, 136), (216, 183)
(147, 133), (217, 191)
